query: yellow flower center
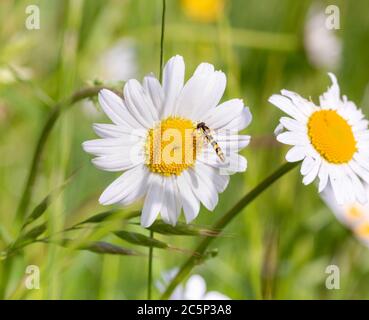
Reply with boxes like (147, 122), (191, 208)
(146, 117), (200, 176)
(181, 0), (224, 23)
(307, 110), (357, 164)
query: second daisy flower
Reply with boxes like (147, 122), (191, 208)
(269, 73), (369, 204)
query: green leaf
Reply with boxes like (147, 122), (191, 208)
(22, 169), (78, 229)
(79, 241), (143, 256)
(114, 231), (169, 249)
(75, 210), (140, 227)
(39, 238), (143, 256)
(148, 220), (219, 237)
(22, 196), (49, 228)
(12, 223), (47, 250)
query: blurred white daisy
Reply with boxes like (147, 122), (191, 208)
(95, 38), (137, 83)
(304, 6), (342, 70)
(82, 38), (138, 119)
(157, 270), (230, 300)
(322, 185), (369, 247)
(83, 55), (251, 227)
(269, 73), (369, 205)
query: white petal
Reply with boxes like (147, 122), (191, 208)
(99, 165), (147, 205)
(319, 73), (342, 109)
(82, 137), (141, 156)
(189, 167), (218, 211)
(176, 69), (226, 120)
(177, 172), (200, 223)
(197, 162), (229, 193)
(118, 168), (149, 205)
(193, 62), (214, 77)
(349, 160), (369, 184)
(301, 156), (315, 175)
(204, 99), (244, 130)
(93, 123), (146, 139)
(184, 275), (207, 300)
(91, 152), (144, 172)
(279, 117), (306, 133)
(216, 107), (252, 132)
(124, 79), (158, 128)
(329, 169), (344, 204)
(212, 169), (230, 193)
(215, 134), (251, 152)
(339, 175), (354, 204)
(192, 71), (226, 120)
(269, 94), (307, 123)
(143, 74), (164, 114)
(162, 55), (185, 118)
(353, 153), (369, 172)
(204, 291), (230, 300)
(141, 174), (164, 227)
(160, 177), (181, 226)
(345, 166), (366, 204)
(277, 131), (309, 146)
(280, 89), (316, 116)
(302, 158), (321, 185)
(285, 146), (306, 162)
(98, 89), (142, 129)
(274, 123), (285, 136)
(318, 163), (329, 192)
(199, 151), (247, 173)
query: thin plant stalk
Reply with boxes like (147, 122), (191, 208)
(147, 0), (166, 300)
(15, 86), (111, 225)
(160, 162), (298, 299)
(1, 87), (114, 298)
(147, 230), (154, 300)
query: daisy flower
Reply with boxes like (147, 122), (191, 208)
(304, 5), (342, 70)
(157, 270), (230, 300)
(181, 0), (225, 23)
(269, 73), (369, 204)
(82, 55), (251, 227)
(322, 185), (369, 248)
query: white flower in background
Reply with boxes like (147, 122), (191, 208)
(322, 185), (369, 247)
(269, 73), (369, 205)
(82, 38), (138, 119)
(96, 38), (137, 83)
(83, 55), (251, 227)
(157, 271), (230, 300)
(304, 6), (342, 70)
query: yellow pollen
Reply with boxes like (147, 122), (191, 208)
(146, 117), (200, 176)
(307, 110), (357, 164)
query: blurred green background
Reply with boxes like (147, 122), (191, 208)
(0, 0), (369, 299)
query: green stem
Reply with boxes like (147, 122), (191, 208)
(159, 0), (166, 81)
(15, 86), (110, 225)
(147, 0), (166, 301)
(160, 162), (298, 299)
(2, 86), (111, 299)
(147, 230), (154, 300)
(0, 258), (13, 299)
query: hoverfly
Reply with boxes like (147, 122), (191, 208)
(196, 122), (225, 162)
